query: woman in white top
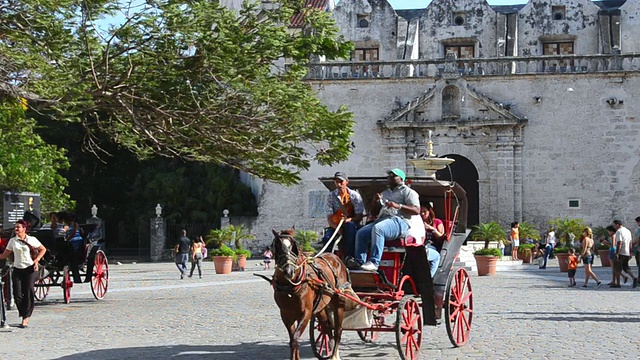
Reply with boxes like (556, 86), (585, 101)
(0, 219), (46, 328)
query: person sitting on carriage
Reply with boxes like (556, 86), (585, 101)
(322, 171), (365, 260)
(58, 211), (84, 283)
(421, 203), (445, 278)
(353, 168), (420, 271)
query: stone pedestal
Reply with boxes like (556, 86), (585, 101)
(150, 217), (166, 262)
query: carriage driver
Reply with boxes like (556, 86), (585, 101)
(323, 172), (364, 261)
(353, 168), (420, 271)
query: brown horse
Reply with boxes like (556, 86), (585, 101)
(269, 229), (349, 360)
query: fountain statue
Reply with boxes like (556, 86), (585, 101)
(407, 130), (455, 178)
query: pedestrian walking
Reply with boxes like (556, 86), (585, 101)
(603, 225), (625, 287)
(567, 248), (578, 287)
(580, 227), (601, 288)
(175, 230), (190, 279)
(540, 228), (556, 269)
(0, 220), (47, 328)
(188, 236), (204, 279)
(634, 216), (640, 278)
(613, 220), (638, 288)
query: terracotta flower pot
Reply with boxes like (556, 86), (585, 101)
(236, 255), (247, 271)
(474, 255), (499, 276)
(212, 256), (233, 274)
(598, 249), (611, 267)
(556, 253), (570, 272)
(518, 249), (532, 263)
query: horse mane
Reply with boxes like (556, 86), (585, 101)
(280, 228), (295, 236)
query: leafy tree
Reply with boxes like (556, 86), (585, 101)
(0, 99), (72, 211)
(1, 0), (355, 186)
(548, 217), (585, 248)
(471, 222), (506, 249)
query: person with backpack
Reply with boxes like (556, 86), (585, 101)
(0, 219), (47, 328)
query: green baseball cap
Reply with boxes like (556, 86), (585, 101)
(387, 168), (406, 182)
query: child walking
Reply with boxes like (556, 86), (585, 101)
(567, 248), (578, 287)
(263, 247), (273, 270)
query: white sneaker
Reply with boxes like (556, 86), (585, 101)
(360, 262), (378, 271)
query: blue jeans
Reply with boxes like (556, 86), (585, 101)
(355, 217), (408, 266)
(175, 253), (188, 275)
(541, 244), (553, 268)
(427, 244), (440, 278)
(322, 222), (358, 258)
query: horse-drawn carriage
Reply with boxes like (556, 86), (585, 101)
(264, 175), (473, 360)
(1, 212), (109, 305)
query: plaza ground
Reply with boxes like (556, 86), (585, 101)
(3, 259), (639, 359)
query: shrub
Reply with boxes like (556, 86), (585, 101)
(295, 230), (318, 253)
(471, 222), (506, 249)
(519, 222), (541, 242)
(596, 243), (610, 251)
(474, 248), (502, 257)
(210, 244), (235, 257)
(518, 243), (535, 251)
(235, 248), (252, 258)
(554, 246), (569, 254)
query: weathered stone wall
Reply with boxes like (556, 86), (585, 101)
(333, 0), (398, 61)
(621, 0), (640, 53)
(418, 0), (499, 58)
(517, 0), (601, 56)
(251, 73), (640, 248)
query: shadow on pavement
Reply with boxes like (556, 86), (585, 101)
(54, 342), (312, 360)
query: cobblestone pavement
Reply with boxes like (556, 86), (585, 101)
(2, 259), (639, 360)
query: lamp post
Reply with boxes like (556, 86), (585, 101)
(223, 209), (229, 217)
(155, 204), (162, 217)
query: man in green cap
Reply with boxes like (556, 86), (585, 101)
(353, 168), (420, 271)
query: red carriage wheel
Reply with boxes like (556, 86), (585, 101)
(309, 312), (336, 360)
(445, 267), (473, 347)
(62, 266), (73, 304)
(91, 250), (109, 300)
(395, 296), (422, 360)
(357, 329), (380, 343)
(34, 276), (52, 301)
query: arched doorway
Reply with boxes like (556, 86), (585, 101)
(435, 154), (479, 227)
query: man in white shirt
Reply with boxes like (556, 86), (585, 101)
(540, 228), (556, 269)
(613, 220), (638, 288)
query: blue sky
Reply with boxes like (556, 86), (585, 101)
(363, 0), (527, 9)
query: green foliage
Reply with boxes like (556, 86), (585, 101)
(210, 244), (235, 257)
(518, 243), (535, 251)
(0, 100), (73, 211)
(471, 222), (506, 249)
(518, 222), (540, 241)
(228, 224), (255, 250)
(206, 227), (234, 249)
(295, 230), (318, 253)
(548, 218), (585, 247)
(1, 0), (355, 186)
(596, 243), (610, 251)
(554, 246), (569, 254)
(474, 248), (502, 257)
(593, 226), (610, 242)
(235, 248), (252, 258)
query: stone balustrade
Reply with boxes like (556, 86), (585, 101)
(304, 53), (640, 80)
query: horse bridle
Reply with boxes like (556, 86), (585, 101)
(272, 234), (307, 288)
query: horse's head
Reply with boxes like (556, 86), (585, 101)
(271, 229), (301, 279)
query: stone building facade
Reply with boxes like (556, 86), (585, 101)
(247, 0), (640, 245)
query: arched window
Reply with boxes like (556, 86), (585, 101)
(442, 85), (461, 119)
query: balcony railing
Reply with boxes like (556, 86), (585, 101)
(304, 53), (640, 80)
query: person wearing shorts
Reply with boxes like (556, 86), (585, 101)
(510, 222), (520, 260)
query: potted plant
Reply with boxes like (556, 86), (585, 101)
(517, 243), (535, 264)
(553, 246), (570, 272)
(210, 244), (235, 274)
(470, 222), (505, 249)
(596, 243), (611, 267)
(228, 225), (255, 271)
(295, 230), (318, 256)
(548, 217), (585, 248)
(473, 248), (502, 276)
(234, 248), (252, 271)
